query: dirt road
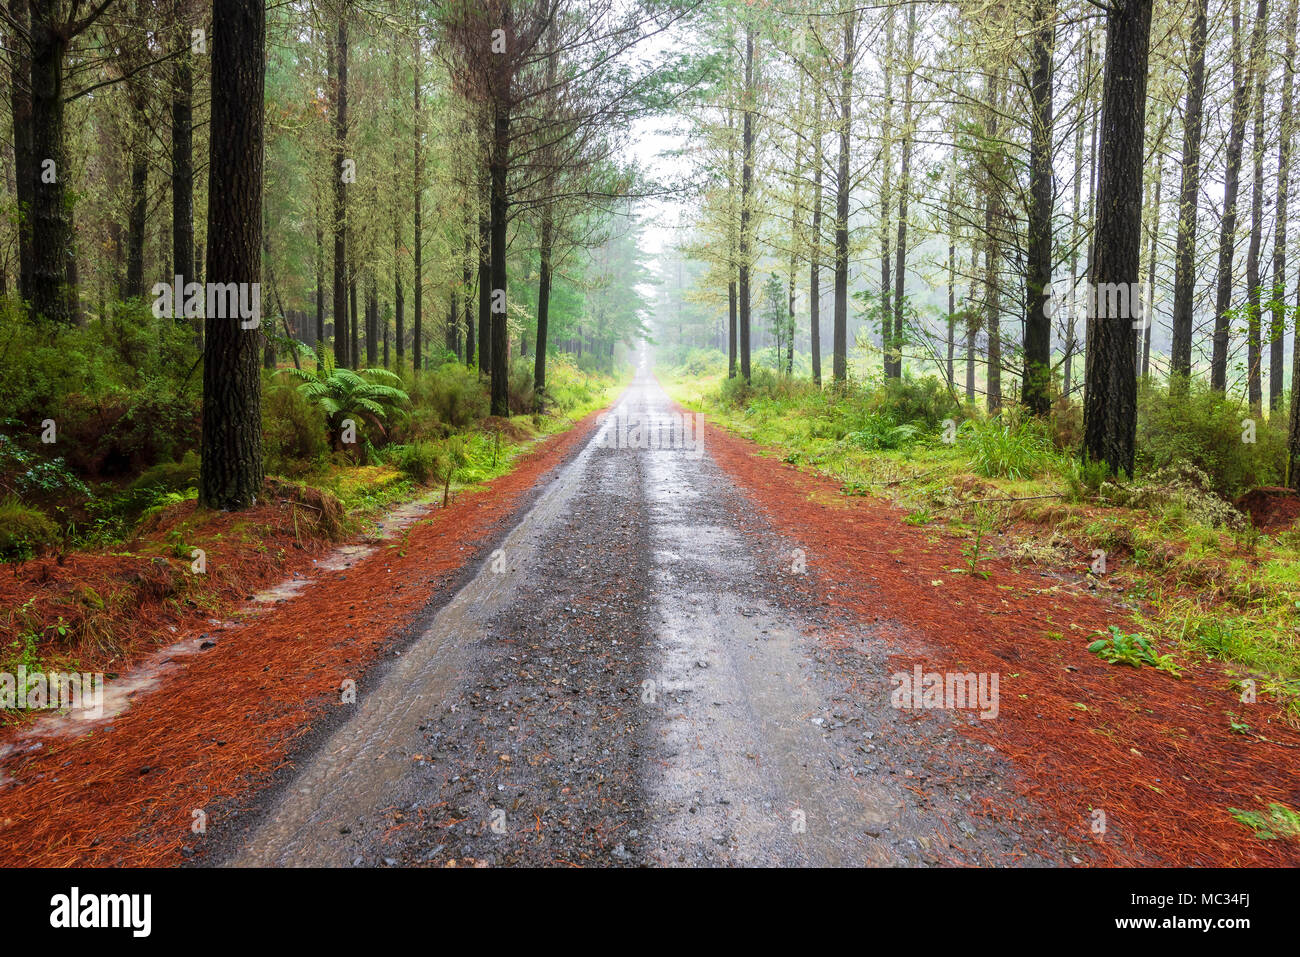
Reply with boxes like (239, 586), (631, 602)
(219, 365), (1078, 867)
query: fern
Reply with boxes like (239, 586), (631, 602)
(284, 352), (410, 450)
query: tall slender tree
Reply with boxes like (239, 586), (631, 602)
(200, 0), (265, 509)
(1082, 0), (1154, 475)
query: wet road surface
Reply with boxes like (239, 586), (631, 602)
(225, 367), (1073, 867)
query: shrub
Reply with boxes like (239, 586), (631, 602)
(285, 353), (410, 451)
(965, 415), (1059, 479)
(1102, 464), (1246, 530)
(1049, 393), (1084, 451)
(841, 413), (921, 451)
(679, 348), (728, 377)
(263, 380), (329, 476)
(0, 497), (58, 561)
(542, 355), (600, 414)
(0, 300), (201, 480)
(865, 375), (960, 430)
(508, 358), (535, 415)
(1136, 379), (1285, 497)
(121, 451), (201, 508)
(390, 441), (446, 485)
(406, 363), (489, 434)
(721, 367), (819, 407)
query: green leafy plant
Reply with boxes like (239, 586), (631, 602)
(1088, 625), (1182, 675)
(965, 416), (1056, 479)
(959, 504), (995, 579)
(441, 436), (468, 508)
(285, 352), (410, 452)
(1225, 712), (1252, 735)
(0, 496), (59, 562)
(1228, 802), (1300, 841)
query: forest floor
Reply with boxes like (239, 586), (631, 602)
(3, 367), (1298, 866)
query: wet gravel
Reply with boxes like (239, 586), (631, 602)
(380, 441), (654, 867)
(229, 372), (1089, 867)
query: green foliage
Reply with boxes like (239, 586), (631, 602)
(960, 504), (995, 579)
(841, 415), (920, 452)
(1103, 464), (1246, 530)
(509, 358), (536, 415)
(1136, 379), (1285, 498)
(390, 441), (446, 486)
(541, 355), (605, 415)
(964, 415), (1058, 479)
(0, 496), (59, 562)
(1229, 803), (1300, 841)
(1063, 456), (1111, 502)
(1087, 625), (1182, 675)
(866, 375), (961, 431)
(721, 367), (820, 408)
(263, 379), (329, 476)
(285, 352), (410, 449)
(678, 348), (727, 377)
(0, 435), (90, 503)
(404, 363), (489, 436)
(0, 300), (201, 480)
(121, 452), (201, 511)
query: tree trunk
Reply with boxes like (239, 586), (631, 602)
(1245, 0), (1268, 411)
(1022, 0), (1054, 415)
(832, 12), (854, 383)
(738, 21), (756, 382)
(477, 168), (491, 377)
(349, 260), (358, 368)
(463, 212), (474, 368)
(1289, 259), (1300, 486)
(1271, 0), (1297, 411)
(172, 0), (194, 328)
(1082, 0), (1153, 476)
(314, 216), (325, 358)
(9, 0), (33, 302)
(534, 209), (553, 406)
(947, 160), (957, 388)
(891, 6), (917, 381)
(489, 102), (510, 417)
(1169, 0), (1209, 383)
(966, 245), (979, 401)
(1211, 0), (1252, 391)
(880, 7), (894, 377)
(394, 219), (405, 371)
(330, 14), (349, 367)
(446, 290), (458, 355)
(1142, 161), (1162, 377)
(1064, 31), (1092, 397)
(366, 276), (378, 366)
(810, 82), (823, 387)
(29, 18), (77, 323)
(412, 45), (423, 373)
(200, 0), (266, 510)
(983, 71), (1003, 413)
(125, 91), (148, 299)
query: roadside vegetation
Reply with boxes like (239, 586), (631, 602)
(662, 349), (1300, 713)
(0, 301), (621, 685)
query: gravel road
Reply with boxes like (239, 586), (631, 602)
(224, 361), (1080, 867)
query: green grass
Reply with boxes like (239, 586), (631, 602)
(659, 364), (1300, 701)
